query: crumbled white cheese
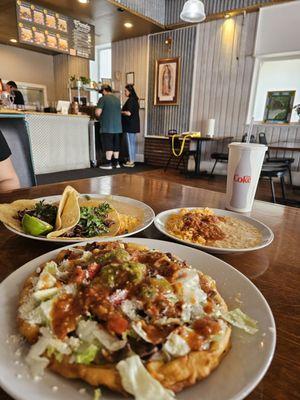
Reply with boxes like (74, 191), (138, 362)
(163, 332), (190, 357)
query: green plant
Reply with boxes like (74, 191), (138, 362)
(80, 76), (91, 85)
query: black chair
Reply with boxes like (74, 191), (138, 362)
(164, 130), (192, 172)
(258, 132), (294, 184)
(210, 134), (256, 175)
(260, 164), (288, 203)
(0, 121), (36, 188)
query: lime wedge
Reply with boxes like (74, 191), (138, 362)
(22, 214), (53, 236)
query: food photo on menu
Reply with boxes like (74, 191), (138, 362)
(33, 29), (46, 46)
(45, 13), (57, 29)
(33, 9), (45, 25)
(19, 24), (33, 43)
(58, 17), (68, 33)
(45, 32), (57, 49)
(58, 37), (69, 52)
(19, 2), (32, 22)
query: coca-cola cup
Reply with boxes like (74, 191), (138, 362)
(225, 142), (267, 213)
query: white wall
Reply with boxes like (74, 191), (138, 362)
(0, 44), (55, 103)
(255, 1), (300, 58)
(253, 58), (300, 122)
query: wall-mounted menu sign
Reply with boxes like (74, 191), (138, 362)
(16, 0), (95, 60)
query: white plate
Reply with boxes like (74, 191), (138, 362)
(4, 194), (155, 243)
(154, 208), (274, 254)
(0, 238), (276, 400)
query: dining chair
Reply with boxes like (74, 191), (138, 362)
(164, 129), (192, 172)
(0, 122), (37, 188)
(258, 132), (294, 184)
(210, 134), (256, 175)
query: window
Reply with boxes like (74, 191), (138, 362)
(252, 58), (300, 123)
(89, 44), (112, 105)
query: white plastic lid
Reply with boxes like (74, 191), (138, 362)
(228, 142), (267, 151)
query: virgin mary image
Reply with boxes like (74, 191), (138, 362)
(161, 64), (172, 96)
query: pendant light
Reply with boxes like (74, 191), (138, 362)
(180, 0), (206, 23)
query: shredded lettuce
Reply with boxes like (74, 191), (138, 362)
(221, 308), (258, 335)
(131, 321), (152, 343)
(26, 328), (72, 377)
(117, 355), (175, 400)
(76, 320), (126, 352)
(76, 343), (99, 364)
(94, 388), (102, 400)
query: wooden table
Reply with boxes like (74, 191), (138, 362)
(0, 174), (299, 400)
(269, 141), (300, 151)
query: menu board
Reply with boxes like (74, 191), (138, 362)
(16, 0), (95, 60)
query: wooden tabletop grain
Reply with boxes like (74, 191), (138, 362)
(0, 174), (299, 400)
(269, 141), (300, 151)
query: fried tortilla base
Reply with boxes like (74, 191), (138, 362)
(18, 264), (231, 394)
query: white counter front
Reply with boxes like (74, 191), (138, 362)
(24, 113), (90, 174)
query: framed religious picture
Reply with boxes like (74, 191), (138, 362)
(126, 72), (135, 85)
(263, 90), (295, 123)
(154, 57), (180, 105)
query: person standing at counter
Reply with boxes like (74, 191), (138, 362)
(121, 84), (140, 168)
(6, 81), (25, 106)
(0, 130), (20, 192)
(95, 84), (122, 170)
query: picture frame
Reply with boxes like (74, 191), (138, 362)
(139, 98), (146, 109)
(126, 72), (135, 85)
(154, 57), (180, 106)
(263, 90), (296, 123)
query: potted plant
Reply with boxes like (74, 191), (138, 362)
(293, 104), (300, 122)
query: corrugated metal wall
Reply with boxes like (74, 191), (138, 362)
(112, 35), (148, 161)
(165, 0), (283, 26)
(147, 26), (197, 135)
(114, 0), (286, 27)
(191, 13), (258, 161)
(112, 0), (165, 25)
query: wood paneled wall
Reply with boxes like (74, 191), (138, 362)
(53, 54), (90, 101)
(112, 35), (148, 161)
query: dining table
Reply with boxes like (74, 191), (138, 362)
(187, 135), (233, 177)
(0, 173), (299, 400)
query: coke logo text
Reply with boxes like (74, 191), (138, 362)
(233, 174), (251, 183)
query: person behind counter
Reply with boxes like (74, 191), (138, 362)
(6, 81), (25, 106)
(121, 84), (140, 168)
(0, 130), (20, 192)
(95, 84), (122, 170)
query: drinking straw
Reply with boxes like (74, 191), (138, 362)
(247, 117), (254, 143)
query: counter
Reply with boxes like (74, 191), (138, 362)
(0, 111), (90, 175)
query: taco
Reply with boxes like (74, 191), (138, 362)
(60, 198), (120, 239)
(47, 187), (80, 238)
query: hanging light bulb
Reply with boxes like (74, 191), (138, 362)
(180, 0), (206, 23)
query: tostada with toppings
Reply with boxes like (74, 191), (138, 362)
(17, 241), (258, 399)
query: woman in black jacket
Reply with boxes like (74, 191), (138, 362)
(121, 84), (140, 167)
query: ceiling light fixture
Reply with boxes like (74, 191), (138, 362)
(78, 0), (89, 4)
(10, 38), (18, 43)
(180, 0), (206, 23)
(224, 13), (231, 19)
(124, 22), (133, 28)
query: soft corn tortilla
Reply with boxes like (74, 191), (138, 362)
(75, 198), (121, 238)
(47, 188), (80, 238)
(0, 199), (38, 232)
(55, 186), (79, 230)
